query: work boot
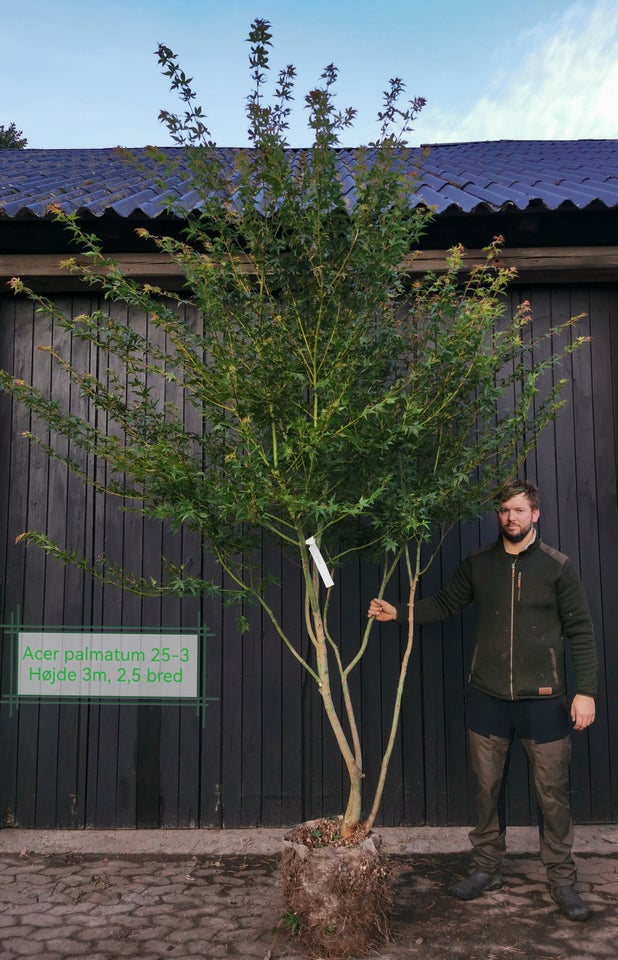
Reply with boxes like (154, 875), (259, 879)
(550, 884), (592, 921)
(452, 870), (503, 901)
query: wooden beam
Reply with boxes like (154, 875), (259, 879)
(1, 247), (617, 290)
(405, 246), (618, 278)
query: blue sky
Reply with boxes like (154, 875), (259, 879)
(4, 0), (617, 148)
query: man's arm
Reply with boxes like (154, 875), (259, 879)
(556, 561), (598, 699)
(556, 560), (598, 730)
(367, 557), (475, 625)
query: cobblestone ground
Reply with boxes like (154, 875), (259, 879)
(0, 851), (616, 960)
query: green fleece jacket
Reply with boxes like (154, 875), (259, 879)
(395, 535), (598, 701)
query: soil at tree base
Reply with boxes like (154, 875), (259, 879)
(281, 818), (392, 958)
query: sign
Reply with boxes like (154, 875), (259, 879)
(18, 632), (198, 699)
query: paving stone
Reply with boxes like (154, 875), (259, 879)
(45, 903), (94, 916)
(180, 948), (229, 958)
(0, 892), (39, 906)
(160, 893), (200, 905)
(0, 929), (33, 941)
(45, 940), (91, 955)
(0, 917), (25, 929)
(0, 939), (47, 957)
(69, 955), (109, 960)
(130, 904), (177, 918)
(199, 915), (235, 930)
(123, 925), (175, 942)
(125, 956), (161, 960)
(27, 925), (82, 942)
(135, 940), (189, 956)
(92, 940), (138, 956)
(162, 928), (209, 945)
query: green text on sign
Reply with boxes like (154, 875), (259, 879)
(18, 632), (198, 699)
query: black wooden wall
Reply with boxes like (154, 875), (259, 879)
(1, 283), (617, 829)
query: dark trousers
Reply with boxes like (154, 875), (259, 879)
(466, 686), (575, 888)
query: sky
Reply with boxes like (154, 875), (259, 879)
(3, 0), (617, 149)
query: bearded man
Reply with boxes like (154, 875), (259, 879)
(368, 479), (598, 921)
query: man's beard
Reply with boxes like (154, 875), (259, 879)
(501, 522), (534, 544)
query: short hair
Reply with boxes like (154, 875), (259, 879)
(496, 479), (540, 511)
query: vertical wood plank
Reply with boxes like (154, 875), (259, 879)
(241, 575), (263, 825)
(18, 294), (52, 827)
(0, 297), (20, 826)
(280, 550), (304, 825)
(261, 537), (283, 825)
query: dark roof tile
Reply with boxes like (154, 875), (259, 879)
(1, 141), (616, 219)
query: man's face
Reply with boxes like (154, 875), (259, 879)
(497, 492), (540, 543)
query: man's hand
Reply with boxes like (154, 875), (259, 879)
(367, 598), (397, 622)
(571, 694), (595, 731)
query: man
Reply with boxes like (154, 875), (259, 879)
(368, 479), (597, 921)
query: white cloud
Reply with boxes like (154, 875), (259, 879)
(420, 1), (618, 143)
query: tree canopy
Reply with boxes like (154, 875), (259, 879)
(0, 122), (28, 148)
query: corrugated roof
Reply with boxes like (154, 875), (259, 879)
(0, 140), (617, 220)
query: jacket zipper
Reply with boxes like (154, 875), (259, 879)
(510, 560), (517, 699)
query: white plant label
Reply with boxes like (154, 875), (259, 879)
(305, 536), (334, 588)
